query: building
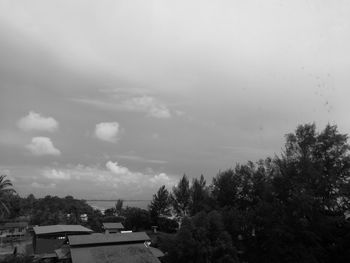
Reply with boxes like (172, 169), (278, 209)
(0, 221), (28, 244)
(102, 222), (124, 234)
(0, 222), (28, 237)
(68, 232), (161, 263)
(32, 225), (93, 260)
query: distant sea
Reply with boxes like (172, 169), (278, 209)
(86, 200), (151, 211)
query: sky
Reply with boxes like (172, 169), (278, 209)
(1, 0), (350, 200)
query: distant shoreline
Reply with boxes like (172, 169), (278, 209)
(85, 200), (151, 202)
(87, 200), (150, 211)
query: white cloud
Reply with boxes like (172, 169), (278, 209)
(73, 95), (171, 119)
(106, 161), (130, 175)
(105, 161), (176, 187)
(26, 137), (61, 156)
(21, 162), (177, 199)
(17, 111), (58, 132)
(95, 122), (120, 143)
(122, 96), (171, 119)
(150, 173), (174, 186)
(42, 169), (71, 180)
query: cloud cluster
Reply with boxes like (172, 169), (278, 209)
(95, 122), (120, 143)
(18, 111), (58, 132)
(122, 96), (171, 119)
(26, 137), (61, 156)
(35, 161), (177, 198)
(106, 161), (130, 175)
(73, 95), (172, 119)
(42, 169), (71, 180)
(105, 161), (175, 187)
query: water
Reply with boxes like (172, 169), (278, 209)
(87, 200), (151, 211)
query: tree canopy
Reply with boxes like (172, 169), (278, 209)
(156, 124), (350, 263)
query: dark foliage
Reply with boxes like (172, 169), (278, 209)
(149, 185), (171, 223)
(122, 207), (152, 231)
(157, 217), (178, 233)
(171, 174), (191, 218)
(157, 124), (350, 263)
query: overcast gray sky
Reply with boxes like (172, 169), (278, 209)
(1, 0), (349, 200)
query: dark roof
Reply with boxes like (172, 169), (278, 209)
(35, 238), (65, 254)
(33, 225), (93, 235)
(102, 222), (124, 229)
(69, 232), (150, 247)
(70, 243), (161, 263)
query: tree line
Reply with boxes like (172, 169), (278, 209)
(149, 124), (350, 263)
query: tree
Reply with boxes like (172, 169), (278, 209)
(122, 207), (151, 231)
(171, 174), (191, 218)
(189, 175), (210, 215)
(0, 175), (16, 218)
(149, 185), (171, 222)
(115, 199), (124, 215)
(212, 169), (240, 207)
(138, 123), (350, 263)
(104, 207), (116, 217)
(277, 123), (350, 214)
(164, 212), (239, 263)
(260, 123), (350, 263)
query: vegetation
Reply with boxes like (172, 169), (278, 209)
(0, 175), (16, 218)
(154, 124), (350, 263)
(149, 185), (171, 222)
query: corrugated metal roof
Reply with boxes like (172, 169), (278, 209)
(70, 243), (161, 263)
(33, 225), (93, 235)
(102, 222), (124, 229)
(69, 232), (150, 246)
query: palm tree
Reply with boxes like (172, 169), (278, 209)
(0, 175), (16, 217)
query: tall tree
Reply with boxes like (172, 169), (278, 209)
(149, 185), (171, 222)
(172, 174), (191, 218)
(0, 175), (16, 218)
(115, 199), (124, 215)
(212, 169), (240, 207)
(190, 175), (209, 215)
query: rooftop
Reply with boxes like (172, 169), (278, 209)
(1, 222), (28, 229)
(102, 222), (124, 229)
(69, 232), (150, 247)
(33, 225), (93, 235)
(70, 243), (161, 263)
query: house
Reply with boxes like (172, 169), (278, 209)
(68, 232), (161, 263)
(0, 222), (28, 236)
(102, 222), (124, 234)
(0, 221), (28, 243)
(32, 225), (93, 260)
